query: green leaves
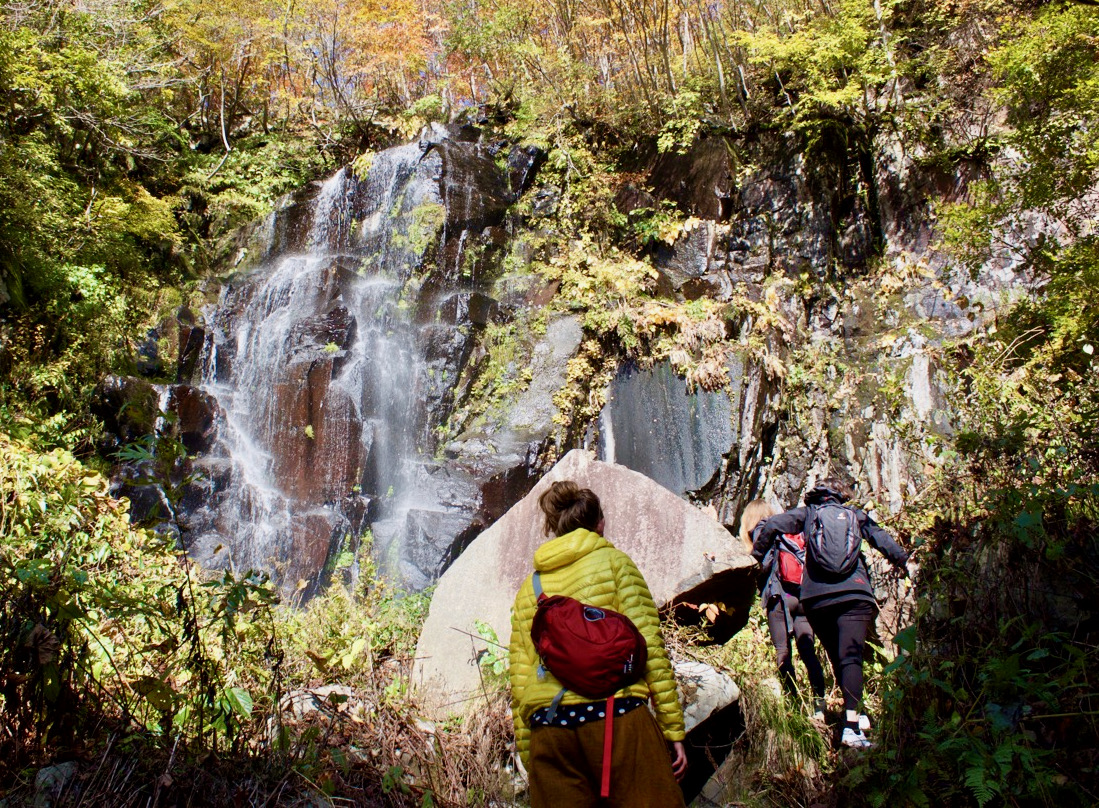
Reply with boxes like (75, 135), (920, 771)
(1, 428), (283, 763)
(729, 0), (896, 125)
(473, 619), (509, 680)
(340, 638), (368, 671)
(223, 686), (254, 720)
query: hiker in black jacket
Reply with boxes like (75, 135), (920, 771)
(740, 499), (827, 720)
(752, 478), (913, 749)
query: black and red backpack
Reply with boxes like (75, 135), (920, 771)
(776, 532), (807, 585)
(805, 502), (863, 578)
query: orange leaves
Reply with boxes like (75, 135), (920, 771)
(162, 0), (448, 134)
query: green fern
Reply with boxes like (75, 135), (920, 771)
(965, 764), (997, 807)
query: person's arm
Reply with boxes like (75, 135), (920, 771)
(751, 507), (808, 562)
(612, 551), (685, 742)
(508, 580), (538, 770)
(858, 511), (909, 568)
(670, 741), (687, 781)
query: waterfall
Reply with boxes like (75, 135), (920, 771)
(189, 139), (478, 594)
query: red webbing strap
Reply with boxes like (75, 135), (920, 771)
(601, 694), (615, 798)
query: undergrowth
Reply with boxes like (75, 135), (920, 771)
(0, 427), (516, 807)
(836, 352), (1099, 806)
(666, 611), (835, 807)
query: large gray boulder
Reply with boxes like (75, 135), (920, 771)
(413, 449), (756, 714)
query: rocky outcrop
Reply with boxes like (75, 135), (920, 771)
(93, 113), (1018, 632)
(93, 375), (161, 451)
(596, 125), (1025, 523)
(94, 125), (594, 594)
(413, 449), (756, 714)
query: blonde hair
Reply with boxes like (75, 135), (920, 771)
(738, 499), (776, 551)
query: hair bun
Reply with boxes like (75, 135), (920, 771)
(538, 480), (602, 536)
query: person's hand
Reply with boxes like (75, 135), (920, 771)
(669, 741), (687, 781)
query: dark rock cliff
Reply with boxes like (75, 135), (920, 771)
(94, 121), (1023, 595)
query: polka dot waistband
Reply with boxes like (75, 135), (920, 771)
(531, 696), (646, 729)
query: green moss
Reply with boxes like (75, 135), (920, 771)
(460, 241), (487, 278)
(440, 309), (549, 445)
(351, 150), (375, 181)
(406, 202), (446, 256)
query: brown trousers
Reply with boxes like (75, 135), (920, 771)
(528, 706), (686, 808)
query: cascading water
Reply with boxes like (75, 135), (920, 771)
(184, 132), (512, 594)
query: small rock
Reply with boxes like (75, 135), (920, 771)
(281, 685), (359, 720)
(531, 186), (561, 218)
(34, 762), (77, 808)
(675, 660), (741, 734)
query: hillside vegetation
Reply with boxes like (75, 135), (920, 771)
(2, 0), (1098, 804)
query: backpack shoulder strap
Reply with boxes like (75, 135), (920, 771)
(531, 571), (549, 602)
(533, 570), (547, 602)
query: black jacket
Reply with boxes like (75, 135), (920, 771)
(751, 503), (908, 609)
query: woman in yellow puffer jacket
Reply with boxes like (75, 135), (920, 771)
(509, 480), (688, 807)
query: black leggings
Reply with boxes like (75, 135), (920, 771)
(805, 600), (876, 716)
(765, 592), (826, 700)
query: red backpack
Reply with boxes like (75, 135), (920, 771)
(529, 571), (647, 699)
(777, 532), (806, 585)
(529, 570), (648, 798)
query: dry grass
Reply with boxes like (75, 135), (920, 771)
(1, 571), (519, 808)
(0, 670), (518, 808)
(664, 611), (834, 807)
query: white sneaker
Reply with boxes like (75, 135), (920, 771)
(859, 714), (871, 731)
(841, 727), (873, 749)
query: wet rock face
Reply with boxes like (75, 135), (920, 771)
(168, 385), (219, 455)
(595, 355), (784, 529)
(289, 510), (349, 596)
(120, 125), (576, 595)
(598, 361), (734, 497)
(432, 130), (513, 233)
(269, 358), (365, 504)
(290, 306), (357, 357)
(177, 326), (205, 385)
(110, 463), (175, 525)
(507, 144), (547, 197)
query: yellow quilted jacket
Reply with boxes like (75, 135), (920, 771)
(508, 527), (686, 768)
